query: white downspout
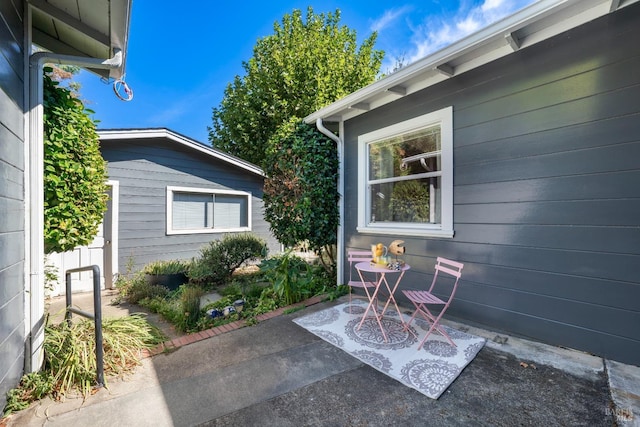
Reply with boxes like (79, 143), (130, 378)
(25, 49), (123, 372)
(315, 118), (345, 287)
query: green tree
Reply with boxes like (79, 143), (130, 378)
(263, 119), (339, 271)
(43, 68), (108, 253)
(209, 7), (383, 166)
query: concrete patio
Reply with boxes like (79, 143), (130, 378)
(5, 292), (639, 426)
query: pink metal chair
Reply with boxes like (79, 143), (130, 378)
(402, 257), (464, 350)
(347, 250), (376, 311)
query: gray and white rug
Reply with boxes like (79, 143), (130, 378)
(293, 300), (486, 399)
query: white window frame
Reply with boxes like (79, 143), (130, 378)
(357, 106), (454, 238)
(166, 186), (252, 235)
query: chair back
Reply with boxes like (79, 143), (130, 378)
(347, 250), (372, 283)
(428, 257), (464, 301)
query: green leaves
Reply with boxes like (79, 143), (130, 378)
(263, 120), (339, 260)
(43, 71), (108, 254)
(209, 7), (383, 167)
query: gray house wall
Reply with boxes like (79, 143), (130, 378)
(343, 5), (640, 365)
(0, 0), (26, 408)
(101, 136), (279, 273)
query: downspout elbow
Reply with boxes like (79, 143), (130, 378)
(316, 118), (340, 144)
(30, 48), (123, 72)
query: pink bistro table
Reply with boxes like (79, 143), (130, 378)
(355, 261), (411, 342)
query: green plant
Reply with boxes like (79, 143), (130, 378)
(142, 259), (189, 275)
(3, 372), (55, 415)
(44, 255), (59, 293)
(283, 305), (305, 315)
(259, 251), (321, 306)
(263, 120), (339, 273)
(389, 180), (430, 222)
(188, 233), (267, 287)
(39, 315), (160, 400)
(178, 286), (204, 332)
(326, 284), (349, 301)
(209, 7), (382, 167)
(42, 68), (108, 254)
(119, 274), (170, 305)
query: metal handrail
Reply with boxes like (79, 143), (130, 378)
(64, 265), (104, 387)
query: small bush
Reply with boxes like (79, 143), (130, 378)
(4, 372), (55, 415)
(188, 234), (267, 287)
(118, 274), (170, 305)
(142, 259), (189, 275)
(259, 250), (327, 306)
(179, 286), (204, 332)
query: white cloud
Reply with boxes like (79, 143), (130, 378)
(370, 6), (412, 33)
(406, 0), (537, 65)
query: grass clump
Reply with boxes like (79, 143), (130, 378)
(3, 314), (163, 416)
(142, 259), (189, 275)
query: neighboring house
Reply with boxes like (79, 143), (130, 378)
(305, 0), (640, 366)
(91, 128), (279, 281)
(0, 0), (132, 407)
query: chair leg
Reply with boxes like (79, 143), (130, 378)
(416, 308), (455, 350)
(406, 302), (456, 350)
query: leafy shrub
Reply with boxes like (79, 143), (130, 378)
(142, 259), (189, 275)
(117, 273), (170, 305)
(4, 372), (55, 415)
(259, 250), (326, 306)
(263, 120), (339, 269)
(43, 68), (108, 253)
(389, 180), (430, 222)
(188, 234), (267, 287)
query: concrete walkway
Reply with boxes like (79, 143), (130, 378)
(6, 293), (639, 426)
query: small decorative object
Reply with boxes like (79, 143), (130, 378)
(387, 240), (406, 269)
(388, 240), (405, 261)
(222, 305), (236, 317)
(371, 243), (388, 265)
(387, 261), (403, 271)
(233, 299), (245, 313)
(207, 308), (222, 319)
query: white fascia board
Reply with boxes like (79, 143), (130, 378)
(304, 0), (635, 124)
(98, 129), (264, 177)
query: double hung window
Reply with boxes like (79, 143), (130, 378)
(357, 107), (453, 237)
(167, 186), (251, 234)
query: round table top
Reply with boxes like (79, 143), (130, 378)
(355, 261), (410, 273)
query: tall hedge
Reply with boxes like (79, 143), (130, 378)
(43, 68), (108, 254)
(263, 119), (339, 264)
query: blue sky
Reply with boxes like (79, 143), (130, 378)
(77, 0), (537, 144)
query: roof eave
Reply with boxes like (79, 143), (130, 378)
(29, 0), (132, 80)
(98, 128), (265, 177)
(304, 0), (639, 124)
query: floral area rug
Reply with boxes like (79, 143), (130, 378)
(293, 300), (486, 399)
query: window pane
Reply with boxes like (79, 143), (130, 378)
(173, 192), (212, 229)
(213, 195), (248, 228)
(369, 125), (441, 181)
(370, 176), (440, 224)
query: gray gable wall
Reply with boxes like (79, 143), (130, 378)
(101, 137), (279, 272)
(342, 4), (640, 365)
(0, 0), (26, 409)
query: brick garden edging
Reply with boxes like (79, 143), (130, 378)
(139, 294), (327, 358)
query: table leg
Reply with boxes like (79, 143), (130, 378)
(357, 271), (389, 342)
(379, 270), (406, 326)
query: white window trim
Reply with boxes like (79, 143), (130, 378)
(166, 186), (252, 235)
(357, 106), (454, 238)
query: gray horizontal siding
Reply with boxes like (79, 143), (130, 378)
(0, 0), (25, 409)
(342, 4), (640, 365)
(102, 139), (279, 272)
